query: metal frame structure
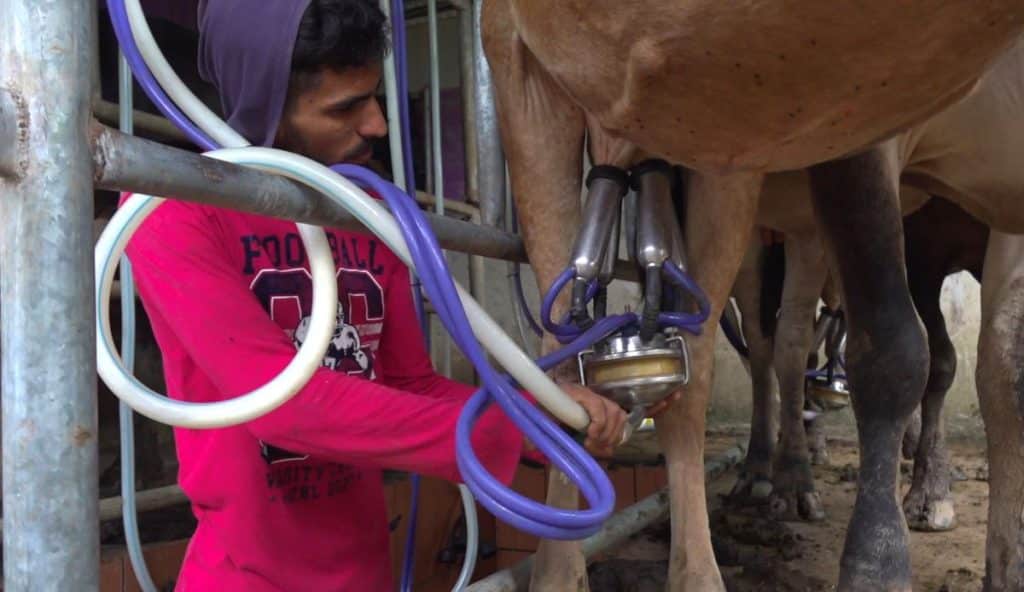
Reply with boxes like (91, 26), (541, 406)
(91, 125), (639, 279)
(1, 2), (100, 590)
(0, 1), (651, 589)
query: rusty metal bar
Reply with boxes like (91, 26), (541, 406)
(93, 98), (189, 145)
(90, 122), (641, 282)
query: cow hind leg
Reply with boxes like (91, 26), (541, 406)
(806, 306), (838, 466)
(809, 145), (928, 592)
(729, 237), (779, 501)
(977, 231), (1024, 592)
(903, 263), (957, 532)
(769, 232), (828, 522)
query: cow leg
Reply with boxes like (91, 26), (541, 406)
(903, 243), (957, 532)
(808, 145), (928, 592)
(976, 231), (1024, 592)
(729, 236), (779, 501)
(659, 170), (762, 591)
(902, 407), (923, 460)
(484, 5), (589, 589)
(770, 231), (828, 521)
(806, 416), (830, 465)
(809, 275), (842, 465)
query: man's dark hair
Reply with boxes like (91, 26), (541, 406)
(289, 0), (390, 93)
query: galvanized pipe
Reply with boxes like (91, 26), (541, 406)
(93, 98), (189, 145)
(428, 0), (445, 213)
(406, 9), (460, 27)
(0, 90), (22, 179)
(415, 190), (478, 219)
(98, 484), (187, 524)
(0, 1), (100, 590)
(0, 485), (190, 535)
(379, 0), (408, 192)
(424, 88), (434, 195)
(459, 7), (479, 204)
(471, 0), (506, 228)
(90, 123), (642, 281)
(89, 0), (102, 104)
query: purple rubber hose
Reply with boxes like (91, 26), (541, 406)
(105, 0), (218, 151)
(385, 6), (428, 589)
(110, 0), (662, 562)
(542, 260), (711, 345)
(333, 164), (619, 539)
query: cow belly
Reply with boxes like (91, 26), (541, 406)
(511, 0), (1024, 171)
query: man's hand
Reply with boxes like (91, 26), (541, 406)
(521, 387), (684, 460)
(559, 383), (628, 457)
(644, 390), (683, 418)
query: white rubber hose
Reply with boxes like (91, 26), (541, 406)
(225, 147), (593, 429)
(122, 0), (247, 149)
(122, 0), (589, 429)
(96, 188), (337, 428)
(453, 484), (479, 592)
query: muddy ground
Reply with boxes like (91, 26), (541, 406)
(590, 436), (991, 592)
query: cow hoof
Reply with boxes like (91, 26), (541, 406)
(799, 491), (826, 522)
(770, 453), (824, 522)
(728, 471), (773, 504)
(768, 490), (826, 522)
(904, 496), (956, 532)
(750, 480), (774, 499)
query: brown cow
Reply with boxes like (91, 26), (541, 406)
(483, 2), (1024, 590)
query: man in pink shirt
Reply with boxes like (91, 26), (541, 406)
(124, 0), (666, 589)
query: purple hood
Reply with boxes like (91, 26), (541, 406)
(197, 0), (311, 146)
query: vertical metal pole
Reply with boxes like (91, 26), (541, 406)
(424, 89), (434, 197)
(458, 6), (478, 205)
(459, 3), (488, 328)
(426, 0), (452, 378)
(427, 0), (445, 214)
(379, 0), (407, 191)
(467, 0), (507, 338)
(471, 0), (506, 229)
(89, 0), (102, 104)
(0, 1), (99, 591)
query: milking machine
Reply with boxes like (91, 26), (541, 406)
(804, 307), (850, 413)
(98, 0), (712, 589)
(544, 159), (708, 433)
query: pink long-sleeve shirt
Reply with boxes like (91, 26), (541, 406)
(123, 194), (524, 591)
